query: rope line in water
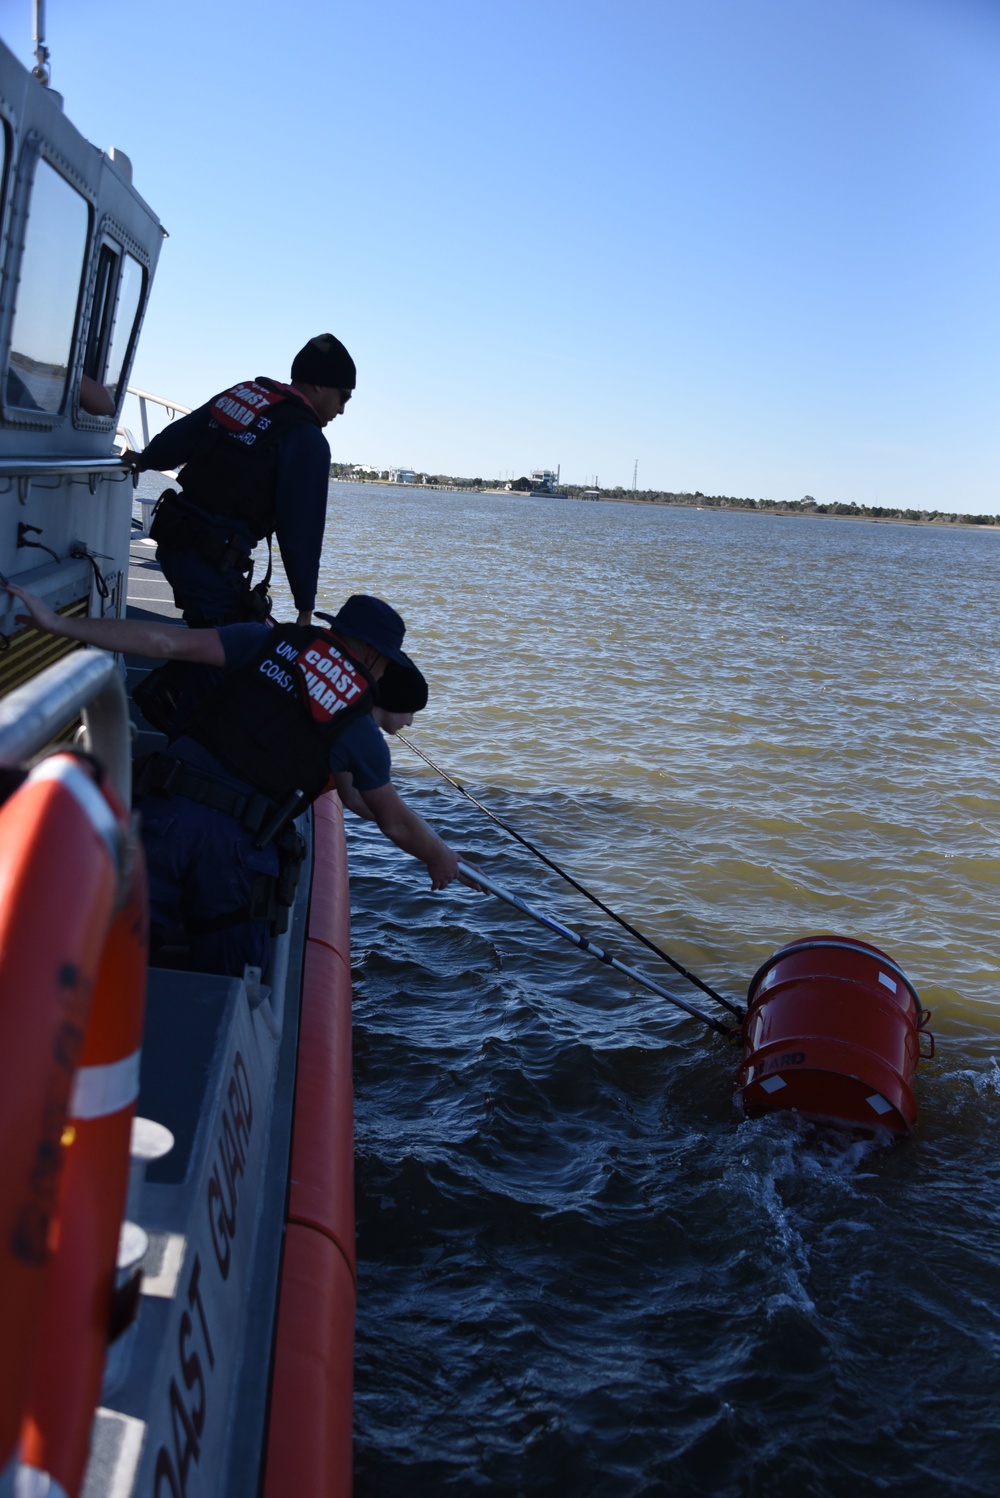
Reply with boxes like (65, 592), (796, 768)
(398, 732), (743, 1020)
(458, 862), (736, 1038)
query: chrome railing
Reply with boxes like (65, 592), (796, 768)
(122, 385), (191, 449)
(118, 385), (189, 534)
(0, 650), (131, 805)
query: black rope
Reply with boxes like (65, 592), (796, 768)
(71, 545), (111, 600)
(17, 523), (60, 566)
(398, 734), (743, 1020)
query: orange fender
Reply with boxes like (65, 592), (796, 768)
(264, 791), (355, 1498)
(0, 756), (122, 1475)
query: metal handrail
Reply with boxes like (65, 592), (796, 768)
(0, 456), (129, 477)
(124, 386), (192, 449)
(0, 650), (131, 806)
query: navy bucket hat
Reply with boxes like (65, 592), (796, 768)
(317, 595), (412, 666)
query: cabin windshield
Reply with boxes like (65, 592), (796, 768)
(7, 157), (90, 413)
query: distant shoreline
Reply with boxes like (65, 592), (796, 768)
(329, 477), (999, 531)
(572, 493), (1000, 532)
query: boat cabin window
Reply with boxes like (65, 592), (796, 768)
(6, 158), (90, 414)
(103, 252), (145, 404)
(81, 244), (145, 413)
(82, 243), (118, 388)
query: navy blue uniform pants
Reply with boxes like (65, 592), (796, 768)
(155, 543), (255, 627)
(139, 793), (279, 977)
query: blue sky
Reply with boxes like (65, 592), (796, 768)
(12, 0), (1000, 510)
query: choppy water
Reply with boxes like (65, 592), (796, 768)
(285, 489), (999, 1495)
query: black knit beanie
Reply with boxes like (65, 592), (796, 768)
(373, 659), (429, 714)
(291, 333), (356, 389)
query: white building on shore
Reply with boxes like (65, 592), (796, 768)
(530, 467), (560, 493)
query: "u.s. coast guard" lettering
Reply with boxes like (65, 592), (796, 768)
(254, 636), (367, 721)
(298, 644), (365, 720)
(211, 381), (283, 433)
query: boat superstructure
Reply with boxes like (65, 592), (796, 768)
(0, 30), (356, 1498)
(0, 33), (161, 686)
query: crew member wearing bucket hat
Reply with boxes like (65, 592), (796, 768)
(127, 333), (356, 627)
(4, 582), (478, 977)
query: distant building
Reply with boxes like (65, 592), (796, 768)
(389, 467), (416, 484)
(529, 467), (560, 494)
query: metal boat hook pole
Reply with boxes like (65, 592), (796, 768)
(399, 733), (742, 1019)
(458, 862), (736, 1038)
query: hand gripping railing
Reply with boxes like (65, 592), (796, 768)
(118, 385), (192, 534)
(0, 650), (131, 806)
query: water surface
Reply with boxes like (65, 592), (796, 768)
(284, 490), (1000, 1495)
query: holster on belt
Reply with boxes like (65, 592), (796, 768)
(150, 489), (253, 576)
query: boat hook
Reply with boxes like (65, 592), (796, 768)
(458, 861), (737, 1039)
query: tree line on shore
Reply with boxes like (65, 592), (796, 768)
(330, 465), (999, 526)
(566, 489), (1000, 525)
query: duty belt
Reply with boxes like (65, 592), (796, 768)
(149, 489), (253, 576)
(134, 753), (304, 848)
(136, 755), (309, 941)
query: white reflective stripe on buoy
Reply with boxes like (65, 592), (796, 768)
(69, 1050), (141, 1120)
(878, 972), (897, 993)
(760, 1075), (787, 1093)
(866, 1093), (893, 1115)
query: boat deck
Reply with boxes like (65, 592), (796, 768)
(81, 534), (314, 1498)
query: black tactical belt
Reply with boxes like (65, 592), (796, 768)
(150, 489), (253, 576)
(134, 753), (275, 835)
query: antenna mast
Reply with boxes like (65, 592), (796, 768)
(32, 0), (51, 85)
(632, 459), (638, 493)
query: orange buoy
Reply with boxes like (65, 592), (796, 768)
(738, 934), (935, 1133)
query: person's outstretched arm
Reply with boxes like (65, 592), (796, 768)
(333, 770), (375, 820)
(4, 582), (225, 665)
(126, 402), (212, 474)
(360, 781), (480, 890)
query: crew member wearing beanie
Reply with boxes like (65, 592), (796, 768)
(335, 658), (430, 819)
(128, 333), (356, 628)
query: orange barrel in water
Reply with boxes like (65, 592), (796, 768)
(737, 934), (935, 1133)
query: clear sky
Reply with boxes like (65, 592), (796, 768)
(9, 0), (1000, 510)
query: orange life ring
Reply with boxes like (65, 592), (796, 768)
(0, 754), (146, 1496)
